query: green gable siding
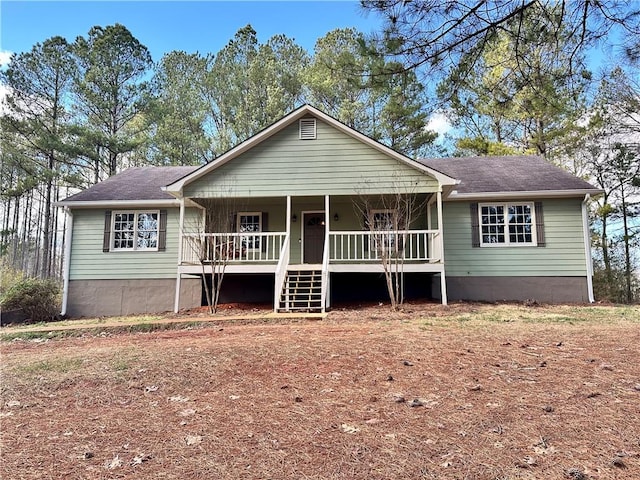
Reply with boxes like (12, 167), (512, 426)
(442, 199), (588, 277)
(69, 208), (196, 280)
(183, 118), (438, 198)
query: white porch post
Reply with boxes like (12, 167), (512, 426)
(437, 190), (448, 305)
(174, 273), (182, 313)
(440, 270), (448, 306)
(436, 190), (444, 261)
(324, 195), (331, 310)
(286, 195), (291, 235)
(325, 195), (330, 235)
(174, 198), (186, 313)
(177, 198), (185, 265)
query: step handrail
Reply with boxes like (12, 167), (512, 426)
(320, 229), (330, 313)
(273, 235), (290, 312)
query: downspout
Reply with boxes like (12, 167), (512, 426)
(61, 207), (73, 316)
(581, 194), (595, 303)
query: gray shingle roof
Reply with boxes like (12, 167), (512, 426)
(62, 156), (599, 204)
(420, 155), (598, 194)
(62, 166), (199, 202)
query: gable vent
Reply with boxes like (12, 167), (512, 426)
(299, 118), (316, 140)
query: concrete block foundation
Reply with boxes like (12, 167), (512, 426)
(67, 277), (201, 317)
(433, 276), (590, 303)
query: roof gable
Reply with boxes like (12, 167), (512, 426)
(181, 115), (447, 198)
(165, 105), (457, 196)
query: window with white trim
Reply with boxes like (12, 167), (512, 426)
(112, 211), (159, 250)
(237, 212), (262, 250)
(480, 203), (536, 246)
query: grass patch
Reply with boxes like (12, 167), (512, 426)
(416, 303), (640, 327)
(16, 357), (84, 375)
(111, 348), (140, 373)
(0, 330), (79, 342)
(0, 319), (209, 342)
(2, 314), (166, 331)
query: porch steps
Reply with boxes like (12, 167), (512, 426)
(278, 268), (323, 312)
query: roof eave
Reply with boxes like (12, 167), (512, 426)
(445, 188), (604, 201)
(55, 199), (181, 209)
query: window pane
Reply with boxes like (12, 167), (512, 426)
(137, 212), (158, 249)
(507, 204), (533, 244)
(480, 205), (505, 244)
(239, 214), (261, 249)
(113, 213), (135, 249)
(373, 212), (394, 230)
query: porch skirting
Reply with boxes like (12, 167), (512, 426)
(433, 276), (590, 303)
(67, 278), (201, 318)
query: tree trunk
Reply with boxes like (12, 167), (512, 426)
(620, 183), (633, 303)
(21, 192), (32, 273)
(109, 150), (118, 177)
(33, 190), (44, 277)
(599, 192), (613, 298)
(42, 153), (54, 278)
(11, 196), (20, 267)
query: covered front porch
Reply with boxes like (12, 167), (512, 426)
(174, 193), (448, 312)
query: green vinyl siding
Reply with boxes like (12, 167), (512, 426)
(183, 118), (438, 198)
(69, 208), (197, 280)
(192, 198), (288, 233)
(442, 199), (588, 276)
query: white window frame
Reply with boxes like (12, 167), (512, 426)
(479, 202), (537, 247)
(111, 210), (160, 251)
(237, 212), (262, 252)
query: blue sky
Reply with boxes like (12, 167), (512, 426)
(0, 1), (452, 135)
(1, 1), (383, 64)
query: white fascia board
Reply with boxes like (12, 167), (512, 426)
(445, 188), (604, 201)
(55, 199), (181, 209)
(163, 104), (459, 195)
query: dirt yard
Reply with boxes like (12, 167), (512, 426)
(1, 303), (639, 479)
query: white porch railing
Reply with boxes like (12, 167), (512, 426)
(181, 232), (287, 264)
(273, 235), (291, 311)
(329, 230), (441, 262)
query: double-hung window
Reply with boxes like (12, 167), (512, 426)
(237, 212), (262, 251)
(479, 203), (536, 246)
(112, 211), (159, 251)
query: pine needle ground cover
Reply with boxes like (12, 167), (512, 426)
(1, 303), (639, 479)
